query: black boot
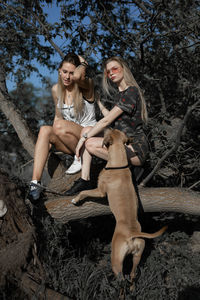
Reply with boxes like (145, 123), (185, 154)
(64, 178), (93, 196)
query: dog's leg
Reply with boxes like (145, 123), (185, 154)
(129, 238), (145, 291)
(111, 232), (128, 277)
(72, 188), (106, 205)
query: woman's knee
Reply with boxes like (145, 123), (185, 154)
(130, 156), (142, 166)
(53, 120), (65, 136)
(38, 126), (53, 138)
(85, 137), (98, 154)
(126, 145), (142, 166)
(53, 120), (78, 138)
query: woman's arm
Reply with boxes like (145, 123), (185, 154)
(87, 105), (123, 137)
(51, 84), (63, 123)
(72, 55), (94, 102)
(76, 105), (123, 157)
(97, 98), (110, 117)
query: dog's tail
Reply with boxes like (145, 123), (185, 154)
(130, 226), (168, 240)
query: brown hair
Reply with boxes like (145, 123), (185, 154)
(58, 53), (83, 118)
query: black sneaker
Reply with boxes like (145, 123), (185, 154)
(27, 181), (43, 203)
(64, 178), (92, 196)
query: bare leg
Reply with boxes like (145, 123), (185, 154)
(81, 147), (92, 180)
(32, 126), (55, 181)
(85, 137), (108, 160)
(126, 144), (142, 166)
(53, 120), (82, 153)
(79, 127), (94, 180)
(32, 125), (79, 181)
(86, 137), (142, 166)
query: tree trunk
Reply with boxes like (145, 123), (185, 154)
(0, 67), (64, 180)
(44, 187), (200, 223)
(0, 169), (70, 300)
(0, 66), (36, 158)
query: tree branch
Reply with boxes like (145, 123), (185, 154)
(0, 1), (64, 58)
(0, 66), (36, 157)
(91, 2), (137, 50)
(141, 99), (200, 186)
(156, 82), (166, 113)
(134, 0), (152, 16)
(30, 10), (65, 58)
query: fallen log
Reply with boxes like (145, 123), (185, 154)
(45, 187), (200, 223)
(43, 157), (200, 223)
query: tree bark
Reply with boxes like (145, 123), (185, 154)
(0, 66), (36, 158)
(44, 187), (200, 223)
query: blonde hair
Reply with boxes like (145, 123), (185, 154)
(57, 53), (83, 118)
(103, 56), (148, 123)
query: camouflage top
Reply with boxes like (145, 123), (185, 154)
(112, 86), (144, 137)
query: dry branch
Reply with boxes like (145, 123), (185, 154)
(0, 1), (64, 58)
(141, 99), (200, 186)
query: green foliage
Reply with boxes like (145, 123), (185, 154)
(0, 0), (200, 186)
(1, 2), (200, 299)
(0, 0), (55, 79)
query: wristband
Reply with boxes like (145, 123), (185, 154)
(82, 132), (88, 139)
(80, 62), (88, 67)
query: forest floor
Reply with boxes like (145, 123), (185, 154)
(0, 173), (200, 300)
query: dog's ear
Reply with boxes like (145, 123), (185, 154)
(102, 128), (113, 148)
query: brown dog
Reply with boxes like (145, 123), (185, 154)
(72, 129), (167, 288)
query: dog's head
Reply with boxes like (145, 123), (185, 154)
(102, 128), (133, 148)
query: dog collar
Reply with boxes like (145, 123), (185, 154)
(104, 164), (129, 170)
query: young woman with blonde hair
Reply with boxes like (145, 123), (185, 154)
(28, 53), (96, 202)
(65, 56), (149, 196)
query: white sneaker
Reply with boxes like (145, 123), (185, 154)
(65, 155), (82, 175)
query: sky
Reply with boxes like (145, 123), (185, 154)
(7, 2), (63, 92)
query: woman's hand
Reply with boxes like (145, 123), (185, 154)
(75, 137), (86, 159)
(73, 55), (88, 83)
